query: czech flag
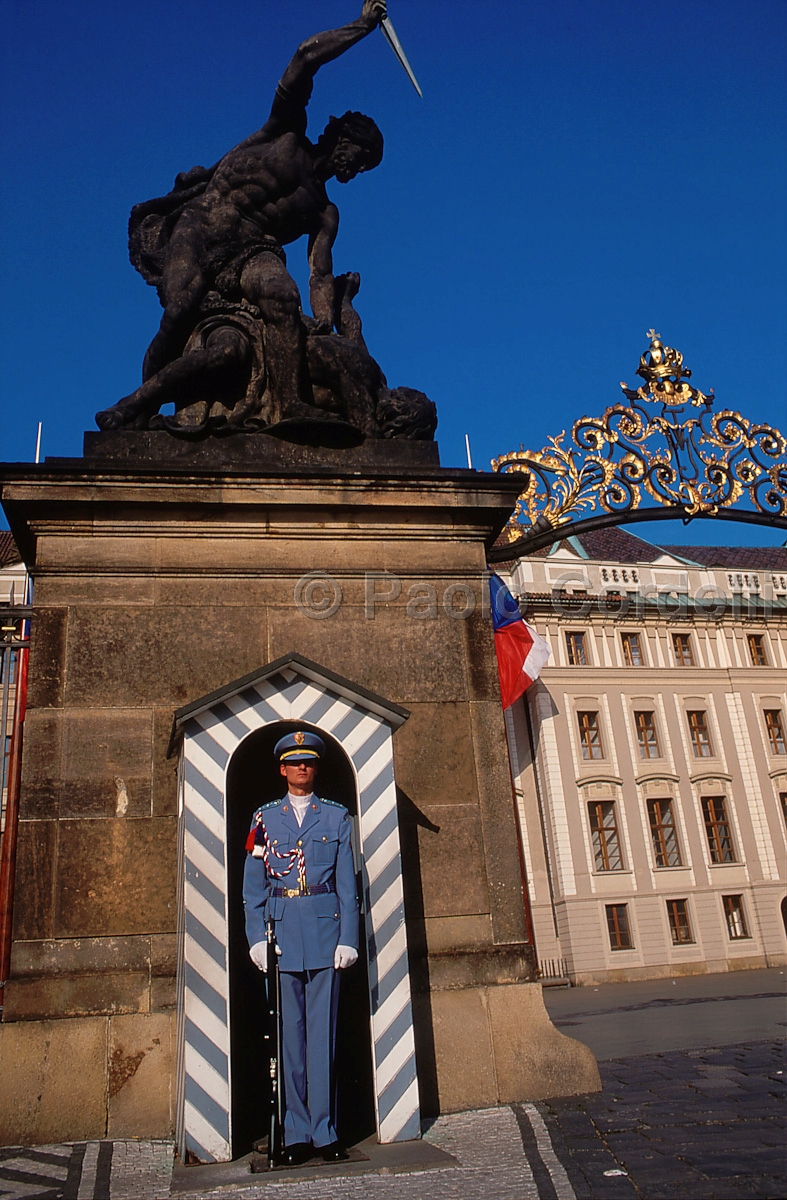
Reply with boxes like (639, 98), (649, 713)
(490, 574), (551, 709)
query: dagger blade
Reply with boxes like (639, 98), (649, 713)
(380, 15), (423, 98)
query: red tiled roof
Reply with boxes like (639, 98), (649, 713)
(574, 528), (667, 563)
(662, 545), (787, 571)
(0, 531), (22, 568)
(492, 523), (787, 572)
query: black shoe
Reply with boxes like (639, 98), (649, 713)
(282, 1142), (313, 1166)
(320, 1141), (348, 1162)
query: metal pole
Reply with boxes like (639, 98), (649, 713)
(0, 613), (29, 1017)
(0, 671), (26, 1015)
(0, 646), (12, 808)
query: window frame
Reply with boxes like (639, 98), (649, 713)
(620, 632), (645, 667)
(747, 634), (768, 667)
(666, 898), (694, 945)
(565, 631), (589, 666)
(687, 709), (714, 758)
(634, 710), (661, 760)
(647, 797), (683, 868)
(588, 800), (624, 872)
(764, 709), (786, 756)
(605, 903), (633, 950)
(0, 648), (17, 686)
(672, 633), (695, 666)
(701, 795), (737, 864)
(577, 710), (605, 761)
(722, 894), (750, 940)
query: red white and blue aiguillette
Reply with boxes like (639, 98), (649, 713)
(490, 574), (551, 710)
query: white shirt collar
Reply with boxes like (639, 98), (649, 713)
(287, 792), (314, 825)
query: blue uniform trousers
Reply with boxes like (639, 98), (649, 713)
(280, 967), (340, 1148)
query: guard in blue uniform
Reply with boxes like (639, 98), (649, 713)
(243, 731), (359, 1164)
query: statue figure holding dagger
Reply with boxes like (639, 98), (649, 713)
(97, 0), (428, 441)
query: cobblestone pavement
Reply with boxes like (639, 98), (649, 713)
(539, 1039), (786, 1199)
(0, 1139), (173, 1199)
(0, 1040), (784, 1200)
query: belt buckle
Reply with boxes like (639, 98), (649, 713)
(283, 886), (300, 898)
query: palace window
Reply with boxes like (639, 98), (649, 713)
(764, 710), (786, 755)
(702, 796), (736, 864)
(687, 710), (713, 758)
(634, 710), (661, 759)
(666, 899), (694, 944)
(647, 798), (682, 867)
(565, 631), (588, 666)
(621, 632), (645, 666)
(672, 633), (695, 666)
(0, 649), (16, 685)
(606, 904), (633, 950)
(722, 894), (750, 940)
(578, 711), (604, 760)
(747, 634), (768, 666)
(588, 801), (623, 871)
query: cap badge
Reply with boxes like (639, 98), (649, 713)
(294, 731), (305, 745)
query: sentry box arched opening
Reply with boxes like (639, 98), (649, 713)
(167, 652), (420, 1163)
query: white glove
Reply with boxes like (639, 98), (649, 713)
(334, 944), (358, 970)
(249, 941), (281, 972)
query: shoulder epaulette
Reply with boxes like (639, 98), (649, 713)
(320, 797), (345, 809)
(259, 799), (279, 812)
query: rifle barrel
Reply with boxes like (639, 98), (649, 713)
(265, 921), (282, 1168)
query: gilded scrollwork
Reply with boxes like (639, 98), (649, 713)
(492, 332), (787, 542)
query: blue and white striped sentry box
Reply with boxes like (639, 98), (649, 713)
(169, 653), (421, 1163)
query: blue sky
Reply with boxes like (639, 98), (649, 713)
(1, 0), (785, 546)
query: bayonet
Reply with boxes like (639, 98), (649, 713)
(380, 15), (422, 98)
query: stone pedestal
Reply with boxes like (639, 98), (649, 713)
(0, 443), (599, 1144)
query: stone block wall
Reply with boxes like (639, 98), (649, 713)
(0, 1012), (175, 1144)
(0, 461), (598, 1141)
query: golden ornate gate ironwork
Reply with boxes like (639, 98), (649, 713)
(489, 332), (787, 560)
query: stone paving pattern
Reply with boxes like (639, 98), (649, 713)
(0, 1040), (784, 1199)
(541, 1040), (787, 1200)
(109, 1140), (174, 1198)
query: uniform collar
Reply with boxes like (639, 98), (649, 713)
(279, 794), (321, 838)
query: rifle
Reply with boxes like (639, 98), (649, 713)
(264, 919), (283, 1168)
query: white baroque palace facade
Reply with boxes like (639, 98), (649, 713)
(500, 528), (787, 985)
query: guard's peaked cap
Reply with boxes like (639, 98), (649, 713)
(274, 731), (325, 763)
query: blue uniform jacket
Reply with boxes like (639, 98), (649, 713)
(242, 796), (359, 972)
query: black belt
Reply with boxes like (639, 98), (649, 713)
(270, 884), (335, 898)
